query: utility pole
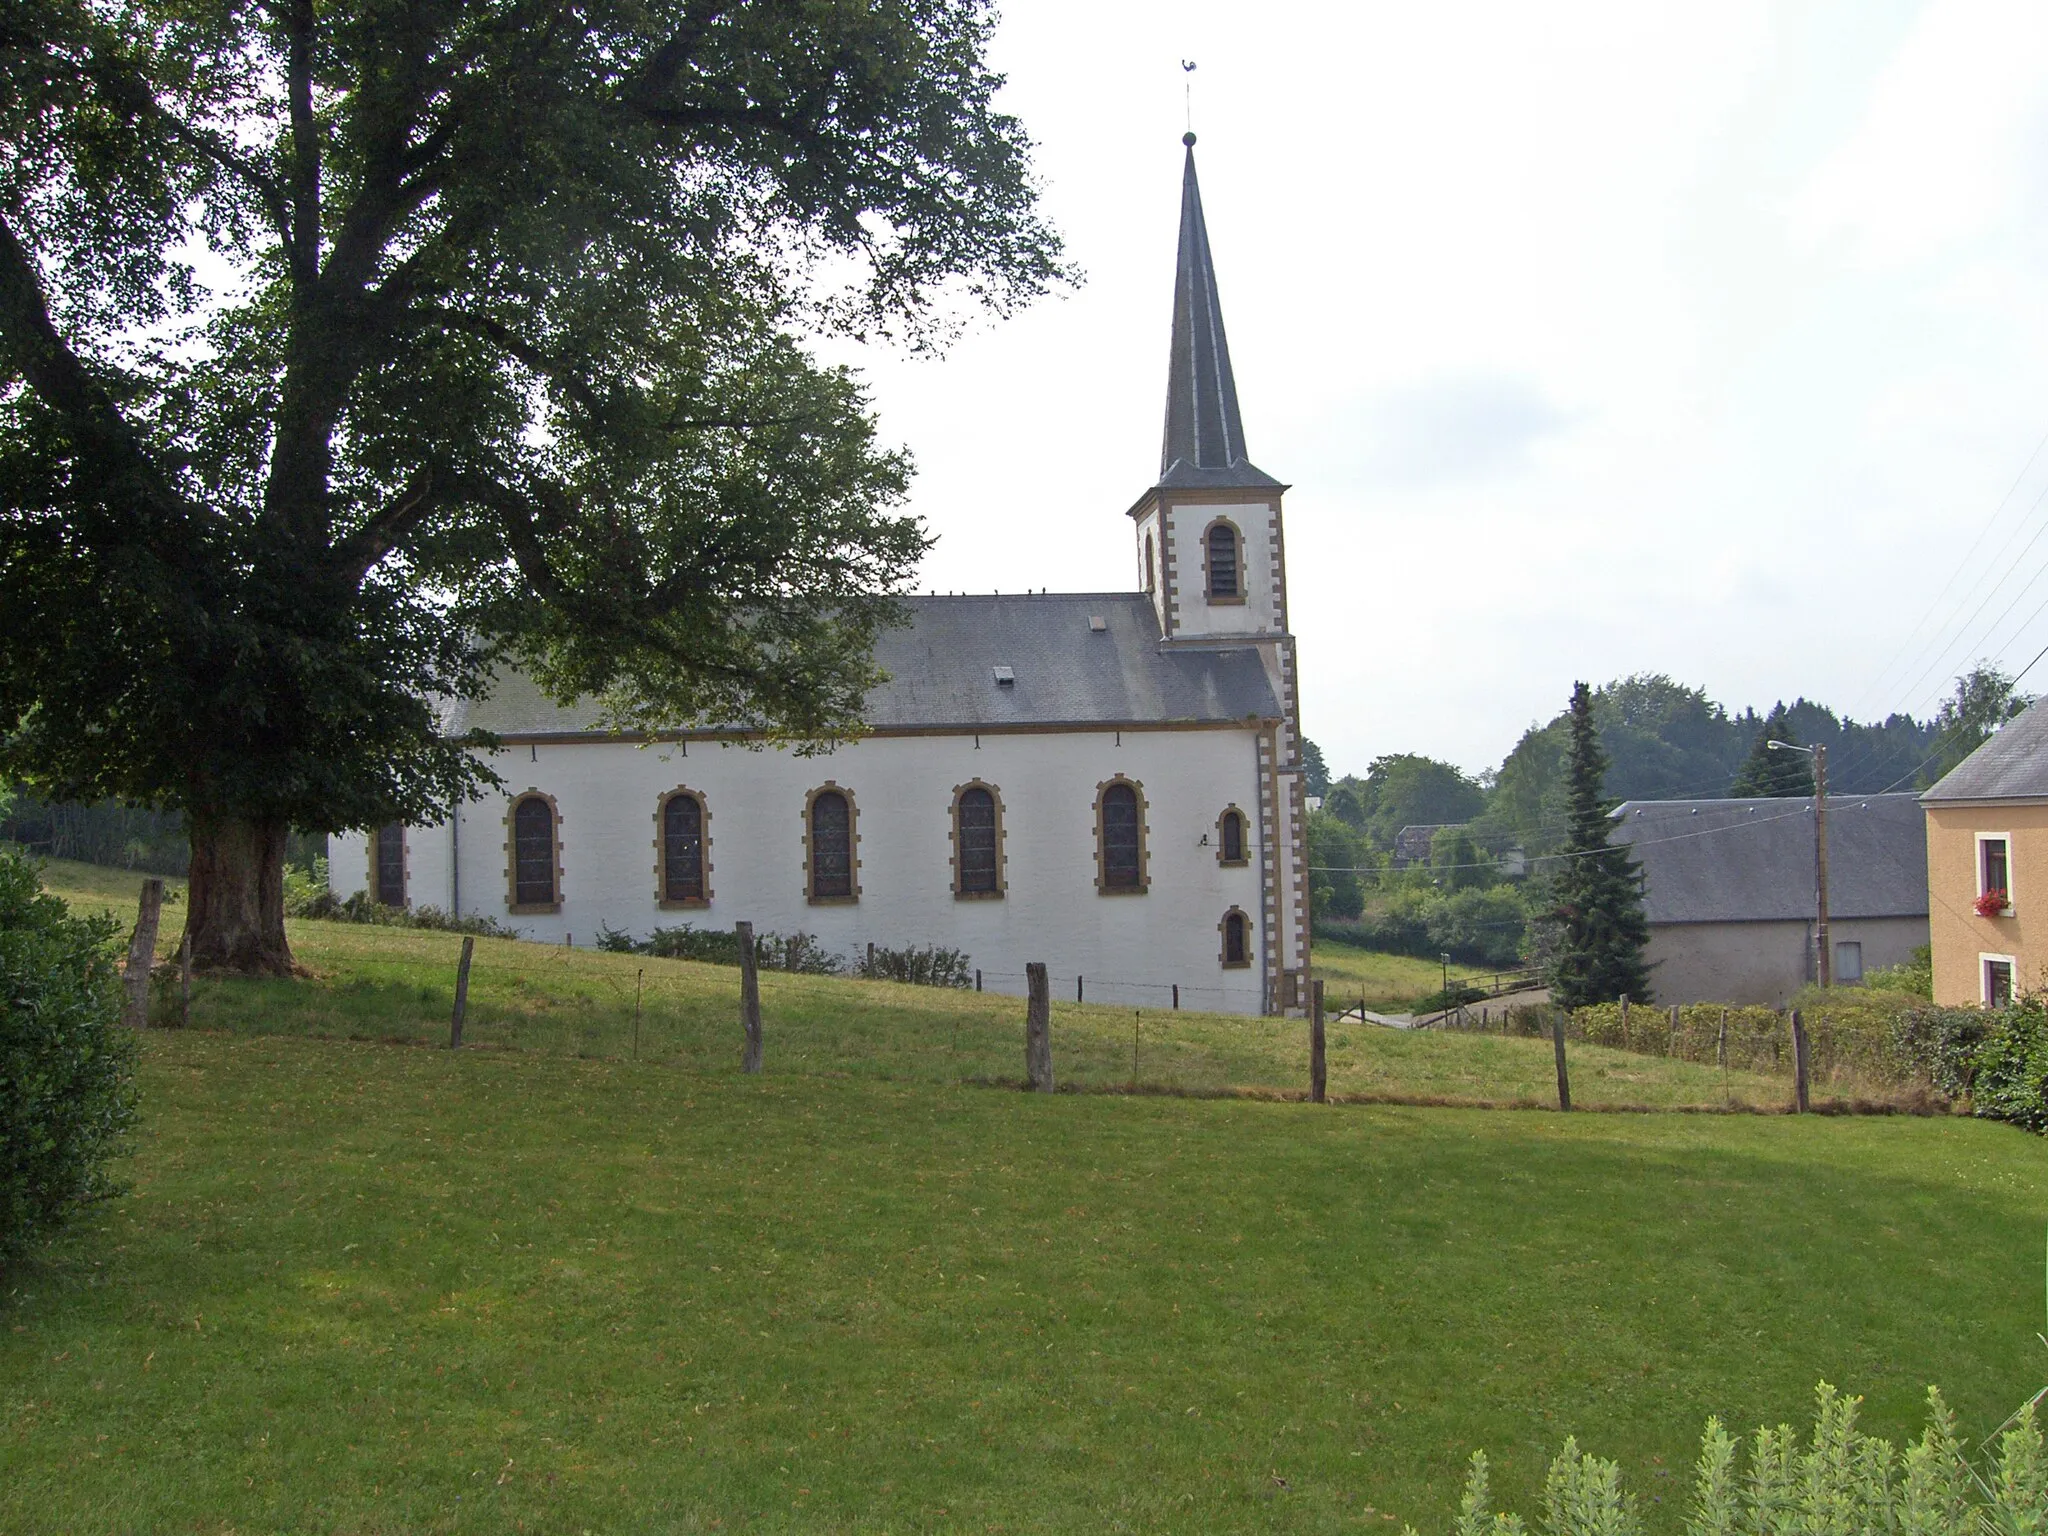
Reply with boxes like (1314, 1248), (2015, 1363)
(1813, 742), (1831, 988)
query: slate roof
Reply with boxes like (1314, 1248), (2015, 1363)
(1158, 137), (1282, 493)
(1922, 697), (2048, 802)
(1393, 824), (1464, 866)
(1607, 793), (1927, 925)
(446, 592), (1281, 738)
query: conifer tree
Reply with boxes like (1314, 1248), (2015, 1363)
(1546, 682), (1652, 1007)
(1729, 706), (1814, 797)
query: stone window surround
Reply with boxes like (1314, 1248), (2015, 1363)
(1094, 775), (1151, 895)
(948, 780), (1008, 900)
(653, 787), (713, 910)
(1215, 804), (1249, 867)
(1219, 906), (1253, 968)
(1201, 516), (1246, 605)
(803, 781), (862, 904)
(504, 790), (563, 914)
(369, 822), (408, 909)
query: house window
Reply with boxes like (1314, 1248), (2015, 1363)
(1096, 778), (1147, 893)
(372, 823), (406, 908)
(953, 784), (1002, 898)
(1217, 806), (1248, 866)
(1984, 955), (2016, 1007)
(1206, 521), (1241, 600)
(807, 787), (856, 902)
(1834, 940), (1863, 984)
(660, 791), (708, 906)
(1220, 908), (1251, 968)
(1981, 835), (2011, 905)
(508, 793), (560, 912)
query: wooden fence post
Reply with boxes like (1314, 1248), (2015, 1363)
(975, 969), (982, 992)
(1668, 1004), (1680, 1058)
(1171, 984), (1179, 1010)
(1076, 974), (1084, 1004)
(633, 967), (644, 1061)
(1024, 962), (1053, 1092)
(1310, 980), (1327, 1104)
(121, 878), (164, 1028)
(1790, 1008), (1810, 1113)
(1619, 993), (1631, 1049)
(1132, 1010), (1141, 1087)
(450, 935), (474, 1048)
(179, 934), (192, 1029)
(739, 922), (763, 1074)
(1717, 1007), (1729, 1071)
(1552, 1009), (1572, 1112)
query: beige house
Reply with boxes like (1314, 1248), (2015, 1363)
(1921, 700), (2048, 1006)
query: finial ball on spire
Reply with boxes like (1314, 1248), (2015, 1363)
(1183, 131), (1196, 146)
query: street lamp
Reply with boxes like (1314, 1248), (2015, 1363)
(1767, 739), (1831, 987)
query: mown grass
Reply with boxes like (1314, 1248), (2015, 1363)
(32, 858), (1802, 1112)
(1308, 938), (1450, 1012)
(5, 1031), (2044, 1535)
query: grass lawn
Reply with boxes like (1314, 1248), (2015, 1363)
(1308, 938), (1450, 1012)
(5, 1031), (2045, 1535)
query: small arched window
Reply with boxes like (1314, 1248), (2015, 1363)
(955, 785), (1001, 897)
(1206, 521), (1240, 600)
(1098, 780), (1145, 893)
(809, 788), (855, 902)
(510, 794), (559, 911)
(373, 822), (406, 908)
(1144, 532), (1156, 593)
(1218, 807), (1247, 865)
(1221, 909), (1251, 968)
(662, 792), (706, 905)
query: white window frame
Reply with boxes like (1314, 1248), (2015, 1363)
(1976, 831), (2015, 914)
(1981, 952), (2018, 1007)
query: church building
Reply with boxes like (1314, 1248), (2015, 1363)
(329, 137), (1312, 1016)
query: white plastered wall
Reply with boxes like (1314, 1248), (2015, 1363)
(331, 725), (1274, 1013)
(1158, 498), (1281, 638)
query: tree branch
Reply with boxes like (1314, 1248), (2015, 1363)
(336, 466), (439, 580)
(284, 0), (320, 281)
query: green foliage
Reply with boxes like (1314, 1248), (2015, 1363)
(1339, 884), (1534, 970)
(1869, 944), (1935, 999)
(0, 848), (137, 1263)
(594, 922), (843, 976)
(1729, 706), (1814, 798)
(1431, 824), (1489, 890)
(1968, 1002), (2048, 1134)
(1336, 754), (1487, 852)
(1300, 737), (1331, 797)
(1926, 663), (2036, 784)
(1545, 682), (1651, 1008)
(1307, 808), (1368, 921)
(1414, 1386), (2037, 1536)
(287, 874), (519, 940)
(0, 0), (1067, 961)
(854, 943), (973, 989)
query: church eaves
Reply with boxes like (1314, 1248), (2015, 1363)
(1158, 134), (1281, 492)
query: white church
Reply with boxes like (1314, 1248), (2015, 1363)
(330, 137), (1312, 1017)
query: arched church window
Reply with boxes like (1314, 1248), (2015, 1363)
(807, 786), (857, 902)
(1205, 520), (1241, 601)
(1144, 532), (1156, 593)
(953, 784), (1003, 898)
(1220, 908), (1251, 967)
(508, 792), (561, 912)
(1096, 779), (1147, 893)
(373, 822), (406, 908)
(1217, 806), (1247, 866)
(659, 790), (708, 906)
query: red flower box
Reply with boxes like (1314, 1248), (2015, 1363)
(1976, 888), (2011, 918)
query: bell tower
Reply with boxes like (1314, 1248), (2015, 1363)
(1128, 132), (1310, 1014)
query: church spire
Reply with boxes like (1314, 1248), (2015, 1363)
(1159, 133), (1279, 489)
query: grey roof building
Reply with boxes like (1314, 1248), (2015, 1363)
(1606, 793), (1928, 1006)
(1920, 703), (2048, 802)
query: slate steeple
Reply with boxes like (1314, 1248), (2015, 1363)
(1159, 133), (1280, 490)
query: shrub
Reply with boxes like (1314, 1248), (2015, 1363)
(594, 923), (844, 975)
(1417, 1384), (2041, 1536)
(1867, 943), (1933, 998)
(854, 943), (973, 988)
(288, 873), (519, 939)
(0, 849), (139, 1263)
(1968, 1000), (2048, 1134)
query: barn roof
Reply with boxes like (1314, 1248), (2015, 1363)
(1607, 793), (1927, 925)
(1921, 697), (2048, 802)
(447, 592), (1281, 738)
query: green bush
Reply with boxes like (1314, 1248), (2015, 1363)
(0, 848), (139, 1263)
(854, 943), (973, 988)
(1344, 885), (1533, 970)
(1867, 943), (1934, 998)
(1968, 1001), (2048, 1134)
(287, 863), (518, 939)
(1420, 1384), (2043, 1536)
(594, 922), (844, 975)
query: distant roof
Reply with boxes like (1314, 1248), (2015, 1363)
(1393, 824), (1464, 862)
(1922, 698), (2048, 802)
(1157, 138), (1281, 493)
(448, 592), (1280, 738)
(1608, 794), (1927, 924)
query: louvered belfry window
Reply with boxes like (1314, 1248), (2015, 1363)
(811, 790), (853, 899)
(1207, 524), (1239, 599)
(663, 794), (704, 902)
(957, 787), (998, 894)
(1224, 911), (1249, 966)
(513, 797), (555, 907)
(1220, 809), (1244, 863)
(1101, 783), (1141, 889)
(373, 823), (405, 907)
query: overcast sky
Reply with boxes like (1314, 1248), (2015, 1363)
(824, 0), (2048, 779)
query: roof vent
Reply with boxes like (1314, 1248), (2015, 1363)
(1089, 615), (1107, 632)
(992, 665), (1015, 686)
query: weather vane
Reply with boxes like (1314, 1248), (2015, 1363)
(1181, 60), (1196, 139)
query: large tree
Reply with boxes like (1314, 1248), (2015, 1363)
(0, 0), (1066, 972)
(1545, 681), (1651, 1008)
(1728, 705), (1813, 798)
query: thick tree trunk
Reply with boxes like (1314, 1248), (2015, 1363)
(185, 812), (296, 975)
